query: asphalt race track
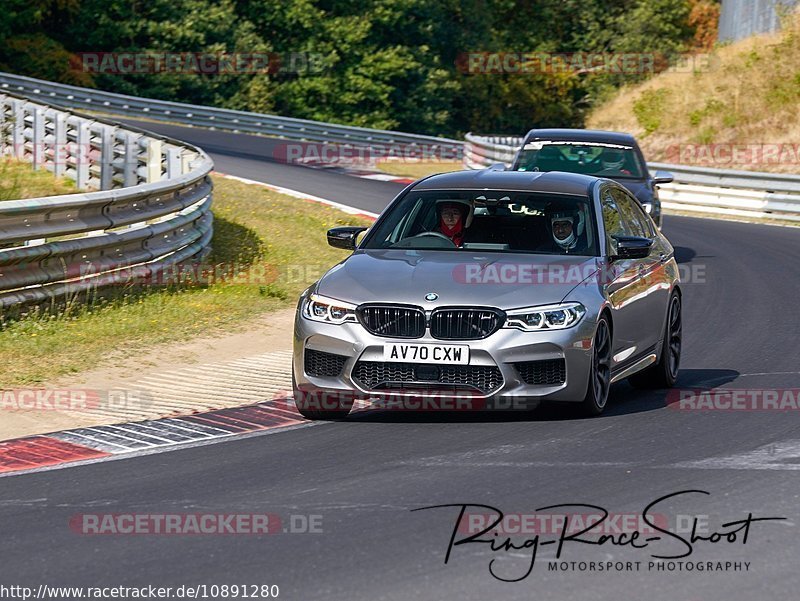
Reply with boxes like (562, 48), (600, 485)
(1, 124), (799, 601)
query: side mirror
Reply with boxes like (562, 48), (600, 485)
(653, 170), (674, 185)
(327, 226), (368, 250)
(611, 235), (653, 260)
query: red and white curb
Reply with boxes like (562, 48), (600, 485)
(0, 350), (304, 476)
(0, 349), (376, 477)
(0, 398), (309, 477)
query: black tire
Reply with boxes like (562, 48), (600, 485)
(581, 315), (612, 416)
(628, 292), (682, 389)
(292, 368), (352, 420)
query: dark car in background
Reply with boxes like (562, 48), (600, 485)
(510, 129), (674, 228)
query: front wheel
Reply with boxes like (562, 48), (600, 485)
(581, 315), (612, 416)
(628, 292), (682, 389)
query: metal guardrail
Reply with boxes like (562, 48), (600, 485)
(0, 92), (214, 308)
(0, 72), (462, 158)
(464, 134), (800, 222)
(3, 71), (797, 225)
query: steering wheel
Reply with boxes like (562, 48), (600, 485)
(413, 231), (454, 243)
(391, 231), (457, 248)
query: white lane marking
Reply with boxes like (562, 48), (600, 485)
(108, 424), (183, 445)
(357, 173), (413, 182)
(51, 431), (131, 452)
(214, 172), (380, 219)
(672, 439), (800, 471)
(737, 371), (800, 377)
(160, 418), (230, 436)
(80, 427), (159, 449)
(394, 459), (639, 468)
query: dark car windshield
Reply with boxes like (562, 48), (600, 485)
(513, 141), (645, 179)
(361, 189), (599, 256)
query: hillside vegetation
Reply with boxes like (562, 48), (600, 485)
(588, 15), (800, 173)
(0, 0), (717, 137)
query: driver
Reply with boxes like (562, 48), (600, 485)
(433, 199), (473, 247)
(599, 148), (631, 175)
(539, 205), (586, 254)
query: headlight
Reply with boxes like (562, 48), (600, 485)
(302, 293), (358, 324)
(504, 302), (586, 331)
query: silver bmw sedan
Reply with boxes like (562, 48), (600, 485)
(292, 169), (682, 419)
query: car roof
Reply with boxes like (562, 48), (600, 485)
(411, 169), (599, 196)
(522, 128), (637, 147)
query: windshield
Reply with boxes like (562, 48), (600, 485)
(361, 189), (599, 256)
(513, 141), (645, 179)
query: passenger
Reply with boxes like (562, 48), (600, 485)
(538, 205), (586, 254)
(598, 147), (632, 176)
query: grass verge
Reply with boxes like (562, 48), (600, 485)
(375, 160), (463, 179)
(0, 176), (373, 388)
(0, 158), (77, 200)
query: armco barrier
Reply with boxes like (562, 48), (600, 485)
(0, 92), (213, 308)
(464, 134), (800, 222)
(0, 72), (462, 159)
(3, 70), (797, 223)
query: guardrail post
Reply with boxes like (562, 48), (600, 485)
(53, 111), (67, 177)
(0, 97), (6, 152)
(75, 120), (91, 189)
(32, 107), (45, 170)
(181, 149), (193, 175)
(122, 131), (139, 187)
(99, 124), (114, 190)
(146, 138), (163, 183)
(166, 145), (182, 179)
(12, 100), (25, 160)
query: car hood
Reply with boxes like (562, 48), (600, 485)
(316, 250), (600, 309)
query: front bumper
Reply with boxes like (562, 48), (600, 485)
(293, 308), (598, 410)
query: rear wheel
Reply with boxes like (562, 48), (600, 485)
(292, 368), (352, 420)
(629, 292), (682, 389)
(581, 315), (612, 416)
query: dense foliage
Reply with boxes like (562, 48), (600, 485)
(0, 0), (718, 136)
